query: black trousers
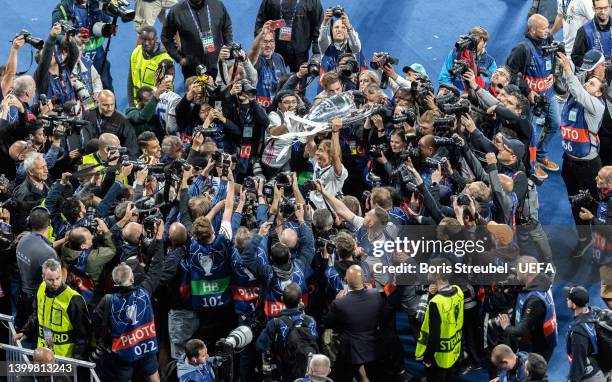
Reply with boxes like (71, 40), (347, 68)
(278, 50), (309, 73)
(425, 363), (456, 382)
(561, 154), (602, 241)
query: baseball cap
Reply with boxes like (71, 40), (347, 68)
(486, 221), (514, 246)
(402, 63), (428, 78)
(580, 49), (604, 72)
(563, 286), (589, 307)
(502, 137), (525, 159)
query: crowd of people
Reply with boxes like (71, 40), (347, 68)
(0, 0), (611, 381)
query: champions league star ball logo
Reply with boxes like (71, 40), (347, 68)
(199, 254), (213, 276)
(112, 291), (149, 327)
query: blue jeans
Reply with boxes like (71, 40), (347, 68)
(529, 95), (560, 162)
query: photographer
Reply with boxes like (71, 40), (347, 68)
(177, 338), (232, 382)
(506, 14), (561, 180)
(571, 0), (611, 67)
(1, 34), (26, 98)
(578, 166), (612, 307)
(248, 20), (289, 110)
(52, 0), (114, 90)
(12, 153), (50, 233)
(127, 26), (173, 107)
(161, 0), (233, 79)
(92, 219), (165, 382)
(217, 44), (258, 88)
(82, 90), (139, 158)
(304, 118), (348, 209)
(34, 24), (80, 106)
(555, 52), (606, 258)
(125, 86), (165, 138)
(318, 6), (362, 92)
(439, 26), (497, 92)
(496, 256), (558, 361)
(254, 0), (323, 72)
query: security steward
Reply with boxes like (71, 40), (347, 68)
(565, 286), (605, 382)
(16, 259), (90, 359)
(415, 257), (465, 381)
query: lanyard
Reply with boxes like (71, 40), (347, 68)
(279, 0), (301, 25)
(187, 3), (213, 35)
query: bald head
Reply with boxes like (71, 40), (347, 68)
(33, 347), (55, 364)
(9, 140), (31, 161)
(99, 133), (120, 149)
(98, 90), (116, 117)
(527, 14), (549, 40)
(123, 222), (143, 244)
(169, 222), (188, 245)
(346, 265), (364, 290)
(308, 354), (331, 377)
(597, 166), (612, 188)
(280, 228), (298, 249)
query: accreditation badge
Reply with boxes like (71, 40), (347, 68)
(279, 26), (292, 42)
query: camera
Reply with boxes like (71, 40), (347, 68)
(370, 52), (399, 70)
(439, 98), (470, 116)
(262, 181), (275, 199)
(399, 146), (420, 160)
(39, 113), (90, 137)
(433, 116), (455, 133)
(243, 176), (258, 194)
(329, 5), (345, 17)
(316, 237), (336, 254)
(392, 108), (416, 125)
(193, 125), (221, 137)
(82, 207), (99, 234)
(72, 79), (96, 110)
(123, 160), (166, 173)
(435, 92), (459, 109)
(141, 209), (162, 237)
(455, 34), (479, 51)
(274, 172), (293, 188)
(568, 189), (596, 209)
(211, 150), (231, 168)
(541, 41), (565, 56)
(307, 56), (321, 77)
(14, 30), (44, 50)
(411, 77), (435, 105)
(102, 0), (136, 22)
(448, 59), (470, 79)
(434, 136), (462, 147)
(236, 79), (257, 97)
(367, 144), (387, 158)
(422, 157), (445, 169)
(218, 325), (253, 351)
(457, 193), (471, 206)
(391, 164), (416, 187)
(58, 20), (76, 36)
(532, 94), (548, 117)
(280, 197), (295, 216)
(338, 57), (359, 80)
(302, 180), (318, 194)
(107, 146), (128, 158)
(224, 42), (245, 62)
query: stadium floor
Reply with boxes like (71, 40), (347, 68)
(0, 0), (598, 380)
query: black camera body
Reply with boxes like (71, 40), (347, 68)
(330, 5), (345, 17)
(532, 94), (549, 117)
(58, 20), (77, 36)
(280, 197), (295, 216)
(338, 57), (359, 80)
(568, 189), (596, 209)
(455, 34), (479, 51)
(367, 144), (387, 158)
(39, 113), (90, 137)
(102, 0), (136, 22)
(391, 164), (418, 191)
(15, 30), (44, 50)
(433, 116), (455, 134)
(302, 180), (318, 194)
(224, 42), (244, 61)
(440, 98), (471, 116)
(82, 207), (99, 235)
(316, 237), (336, 254)
(541, 41), (565, 56)
(307, 56), (321, 77)
(370, 52), (399, 70)
(457, 193), (471, 206)
(448, 59), (470, 79)
(243, 176), (258, 194)
(393, 108), (416, 126)
(411, 77), (435, 105)
(193, 125), (221, 137)
(399, 146), (420, 160)
(236, 79), (257, 97)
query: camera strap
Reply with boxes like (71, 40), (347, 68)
(15, 49), (34, 76)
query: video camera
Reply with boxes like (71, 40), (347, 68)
(568, 189), (596, 209)
(102, 0), (136, 22)
(391, 164), (418, 192)
(370, 52), (399, 70)
(72, 79), (96, 111)
(38, 112), (90, 137)
(455, 34), (479, 51)
(13, 30), (43, 50)
(367, 144), (387, 158)
(439, 98), (471, 116)
(433, 116), (455, 134)
(541, 41), (565, 56)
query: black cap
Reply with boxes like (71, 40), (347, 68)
(563, 286), (589, 307)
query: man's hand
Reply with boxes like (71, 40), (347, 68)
(50, 23), (62, 38)
(323, 9), (334, 24)
(51, 128), (64, 146)
(182, 165), (193, 184)
(296, 63), (309, 79)
(486, 104), (498, 115)
(135, 167), (148, 185)
(330, 118), (342, 133)
(431, 164), (443, 184)
(0, 208), (10, 223)
(382, 63), (398, 80)
(556, 52), (573, 75)
(498, 314), (511, 330)
(60, 172), (72, 186)
(15, 333), (26, 341)
(219, 47), (231, 61)
(186, 83), (201, 102)
(119, 164), (134, 179)
(528, 91), (538, 104)
(259, 222), (272, 236)
(155, 219), (165, 240)
(579, 207), (594, 221)
(461, 69), (479, 90)
(96, 218), (109, 233)
(179, 57), (189, 67)
(209, 108), (227, 124)
(295, 203), (305, 223)
(192, 131), (204, 152)
(485, 152), (497, 165)
(230, 82), (243, 96)
(370, 114), (384, 130)
(154, 80), (171, 99)
(68, 150), (81, 161)
(341, 13), (352, 30)
(2, 95), (24, 115)
(460, 114), (477, 133)
(424, 92), (437, 111)
(11, 35), (25, 50)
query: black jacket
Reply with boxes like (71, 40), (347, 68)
(567, 310), (601, 382)
(161, 0), (233, 77)
(323, 288), (387, 365)
(22, 284), (91, 360)
(33, 35), (79, 100)
(82, 109), (139, 159)
(572, 17), (611, 68)
(254, 0), (323, 56)
(12, 177), (48, 234)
